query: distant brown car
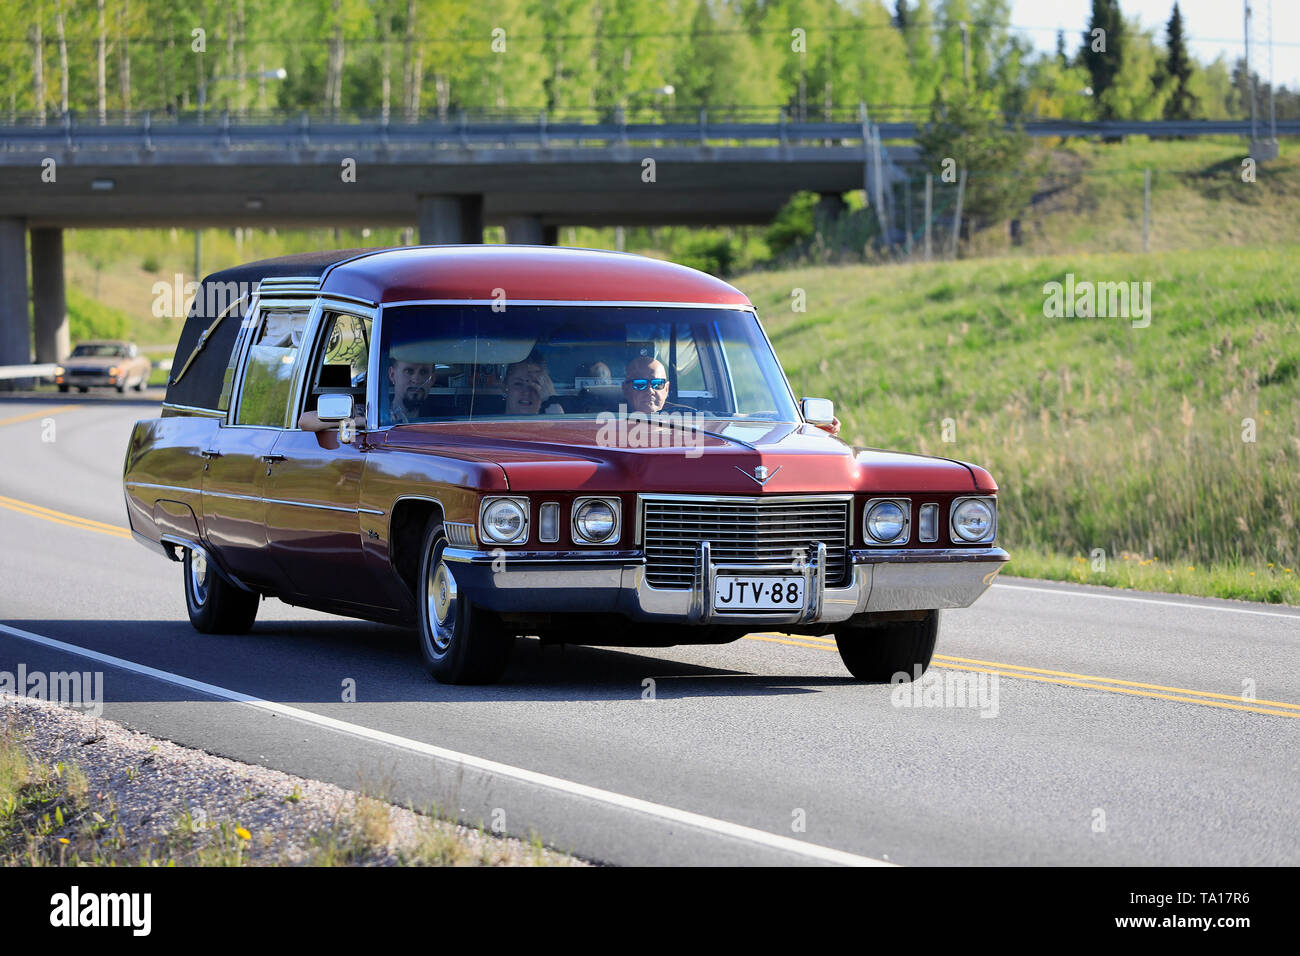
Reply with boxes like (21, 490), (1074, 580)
(56, 340), (152, 393)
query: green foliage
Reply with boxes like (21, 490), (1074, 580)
(764, 191), (819, 259)
(67, 288), (129, 342)
(916, 89), (1041, 229)
(1156, 2), (1197, 121)
(1079, 0), (1124, 118)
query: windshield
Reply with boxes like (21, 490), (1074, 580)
(376, 305), (798, 426)
(71, 344), (127, 358)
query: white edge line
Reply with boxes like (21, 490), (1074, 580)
(993, 581), (1300, 621)
(0, 622), (891, 868)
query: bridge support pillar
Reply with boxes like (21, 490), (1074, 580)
(505, 216), (552, 245)
(32, 228), (68, 364)
(417, 195), (483, 244)
(0, 218), (31, 378)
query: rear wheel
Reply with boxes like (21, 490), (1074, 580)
(133, 376), (146, 392)
(417, 523), (514, 684)
(77, 386), (87, 393)
(183, 548), (259, 634)
(834, 611), (939, 682)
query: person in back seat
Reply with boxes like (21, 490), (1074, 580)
(503, 352), (564, 415)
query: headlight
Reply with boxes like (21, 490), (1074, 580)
(480, 497), (528, 544)
(572, 497), (619, 544)
(864, 499), (909, 544)
(109, 366), (120, 376)
(54, 366), (64, 376)
(951, 498), (995, 543)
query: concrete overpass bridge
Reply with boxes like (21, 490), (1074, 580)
(0, 112), (1293, 369)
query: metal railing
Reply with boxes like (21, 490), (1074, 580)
(1, 111), (1294, 153)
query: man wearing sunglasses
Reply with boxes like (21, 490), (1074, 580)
(622, 356), (688, 416)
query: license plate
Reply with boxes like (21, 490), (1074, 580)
(712, 575), (805, 612)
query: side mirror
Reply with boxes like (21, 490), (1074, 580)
(317, 393), (354, 422)
(316, 394), (356, 445)
(801, 397), (835, 426)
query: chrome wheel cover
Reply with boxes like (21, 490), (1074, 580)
(189, 549), (210, 606)
(426, 552), (458, 653)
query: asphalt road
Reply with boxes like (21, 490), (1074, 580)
(1, 395), (1297, 866)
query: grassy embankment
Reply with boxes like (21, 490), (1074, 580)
(743, 243), (1300, 604)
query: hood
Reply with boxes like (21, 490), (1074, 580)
(65, 355), (125, 370)
(380, 419), (995, 495)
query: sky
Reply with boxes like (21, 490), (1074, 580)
(1007, 0), (1300, 89)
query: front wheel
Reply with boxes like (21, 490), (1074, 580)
(834, 610), (939, 682)
(183, 548), (259, 634)
(417, 523), (514, 684)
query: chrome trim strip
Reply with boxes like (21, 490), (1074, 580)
(444, 548), (640, 565)
(381, 298), (758, 311)
(161, 401), (224, 418)
(126, 481), (382, 515)
(851, 547), (1009, 564)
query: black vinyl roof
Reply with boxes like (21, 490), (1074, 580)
(164, 249), (380, 410)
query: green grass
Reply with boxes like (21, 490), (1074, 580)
(741, 242), (1300, 605)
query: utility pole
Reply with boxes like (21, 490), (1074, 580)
(950, 169), (966, 259)
(1244, 0), (1258, 146)
(1143, 169), (1151, 252)
(960, 21), (970, 87)
(924, 173), (933, 262)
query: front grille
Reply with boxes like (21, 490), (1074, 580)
(642, 496), (851, 589)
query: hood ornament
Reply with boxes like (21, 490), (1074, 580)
(737, 464), (781, 486)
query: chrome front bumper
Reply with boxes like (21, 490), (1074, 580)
(443, 545), (1009, 625)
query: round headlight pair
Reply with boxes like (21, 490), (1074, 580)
(865, 499), (908, 544)
(951, 498), (994, 542)
(481, 498), (527, 543)
(573, 499), (618, 544)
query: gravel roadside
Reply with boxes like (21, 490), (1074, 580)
(0, 694), (586, 866)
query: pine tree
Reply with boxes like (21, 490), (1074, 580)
(1156, 2), (1196, 120)
(1080, 0), (1124, 119)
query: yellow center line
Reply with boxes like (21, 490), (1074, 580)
(0, 493), (132, 539)
(745, 632), (1300, 719)
(0, 404), (82, 428)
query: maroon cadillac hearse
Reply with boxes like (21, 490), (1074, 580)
(123, 246), (1007, 684)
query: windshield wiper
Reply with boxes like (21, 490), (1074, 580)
(646, 414), (758, 452)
